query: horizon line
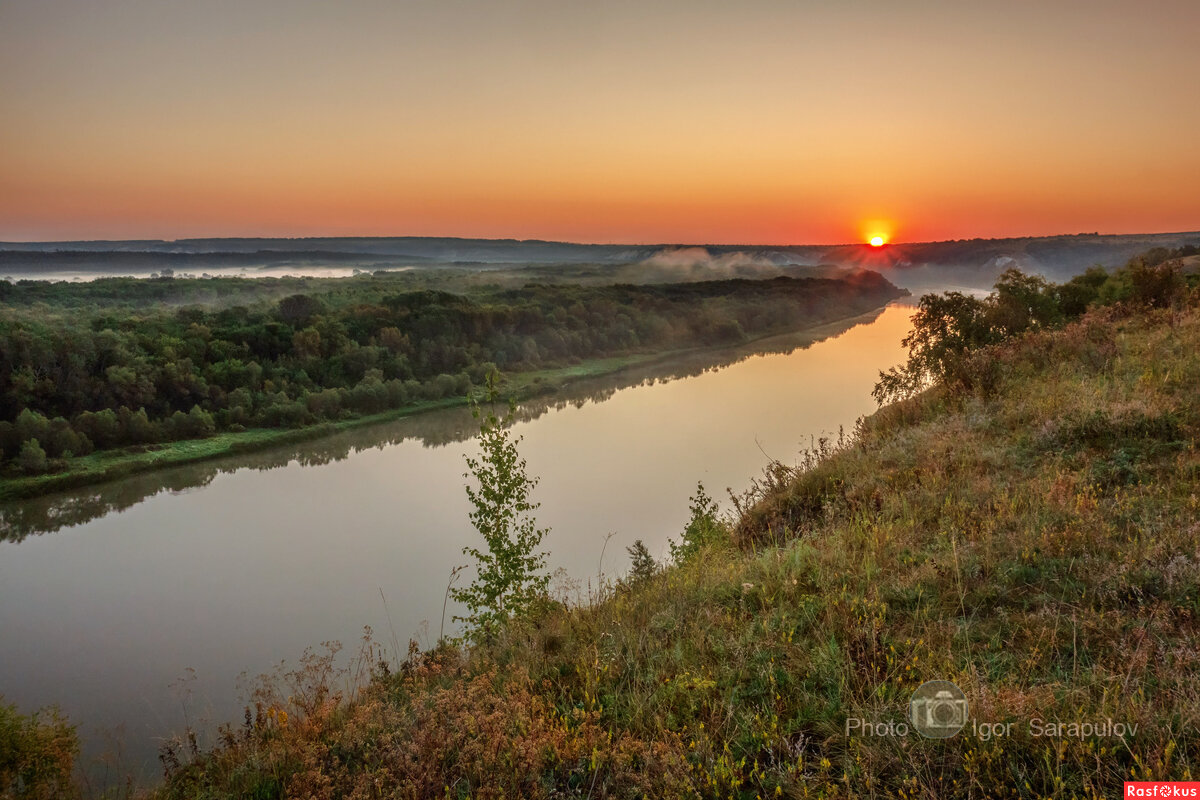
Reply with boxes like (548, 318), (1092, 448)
(2, 227), (1199, 250)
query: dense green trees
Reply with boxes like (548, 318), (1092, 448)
(0, 272), (903, 476)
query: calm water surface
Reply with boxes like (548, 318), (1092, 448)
(0, 303), (914, 777)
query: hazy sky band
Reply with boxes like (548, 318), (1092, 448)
(2, 0), (1198, 243)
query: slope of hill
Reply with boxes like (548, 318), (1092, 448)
(136, 281), (1200, 798)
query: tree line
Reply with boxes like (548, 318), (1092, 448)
(0, 272), (903, 475)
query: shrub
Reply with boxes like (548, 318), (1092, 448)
(990, 267), (1061, 335)
(1055, 266), (1109, 316)
(187, 405), (216, 437)
(1128, 260), (1187, 308)
(626, 539), (657, 582)
(872, 290), (995, 404)
(17, 439), (48, 475)
(0, 698), (78, 800)
(1098, 255), (1188, 308)
(669, 482), (727, 562)
(451, 375), (550, 641)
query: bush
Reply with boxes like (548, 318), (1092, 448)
(1128, 260), (1187, 308)
(669, 482), (727, 562)
(17, 439), (48, 474)
(990, 267), (1060, 336)
(1097, 256), (1188, 309)
(451, 376), (550, 641)
(872, 290), (995, 404)
(0, 698), (78, 799)
(1055, 266), (1108, 316)
(187, 405), (216, 437)
(626, 539), (657, 582)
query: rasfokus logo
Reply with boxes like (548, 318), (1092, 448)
(908, 680), (969, 738)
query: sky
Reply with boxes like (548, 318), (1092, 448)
(2, 0), (1199, 245)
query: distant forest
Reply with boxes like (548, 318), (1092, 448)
(0, 271), (903, 475)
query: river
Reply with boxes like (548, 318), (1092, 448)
(0, 301), (914, 780)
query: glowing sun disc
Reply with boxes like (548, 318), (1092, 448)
(870, 236), (885, 247)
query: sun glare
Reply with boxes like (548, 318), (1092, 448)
(870, 236), (885, 247)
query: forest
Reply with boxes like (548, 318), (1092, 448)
(0, 270), (904, 477)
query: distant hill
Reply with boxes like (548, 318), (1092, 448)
(2, 231), (1198, 289)
(0, 236), (655, 264)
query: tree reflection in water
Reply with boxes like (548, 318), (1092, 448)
(0, 309), (884, 542)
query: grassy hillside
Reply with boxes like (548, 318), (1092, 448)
(124, 279), (1200, 798)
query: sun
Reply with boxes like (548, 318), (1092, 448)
(860, 219), (895, 246)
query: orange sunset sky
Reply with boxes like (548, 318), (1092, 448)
(1, 0), (1198, 244)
